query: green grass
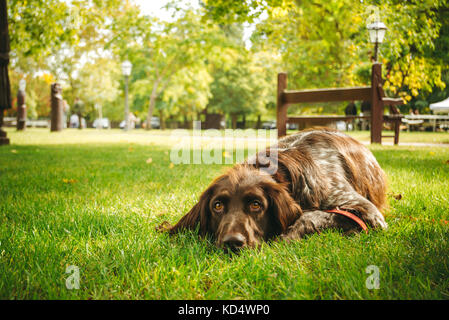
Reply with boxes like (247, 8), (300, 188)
(1, 128), (449, 299)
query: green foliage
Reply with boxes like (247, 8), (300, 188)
(6, 0), (449, 122)
(162, 64), (213, 123)
(9, 0), (77, 62)
(77, 59), (121, 120)
(202, 0), (283, 24)
(107, 7), (222, 126)
(207, 0), (449, 112)
(208, 51), (276, 124)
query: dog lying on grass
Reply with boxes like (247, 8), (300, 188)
(160, 128), (388, 252)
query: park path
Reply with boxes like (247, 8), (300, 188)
(146, 133), (449, 148)
(360, 141), (449, 148)
(167, 133), (449, 148)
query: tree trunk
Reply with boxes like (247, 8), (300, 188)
(159, 108), (166, 130)
(50, 83), (63, 132)
(183, 112), (189, 129)
(256, 115), (261, 129)
(146, 79), (161, 130)
(242, 114), (246, 129)
(231, 114), (237, 129)
(146, 94), (156, 130)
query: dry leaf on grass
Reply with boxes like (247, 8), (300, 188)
(393, 194), (403, 200)
(388, 192), (403, 200)
(62, 178), (78, 184)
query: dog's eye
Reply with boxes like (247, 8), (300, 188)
(250, 200), (262, 211)
(213, 201), (224, 212)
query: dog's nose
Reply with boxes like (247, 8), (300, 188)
(222, 233), (246, 252)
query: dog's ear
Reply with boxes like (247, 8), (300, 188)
(263, 181), (302, 234)
(167, 188), (212, 236)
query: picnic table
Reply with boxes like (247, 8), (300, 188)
(403, 114), (449, 132)
(3, 117), (50, 128)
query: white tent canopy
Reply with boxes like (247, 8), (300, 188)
(430, 97), (449, 113)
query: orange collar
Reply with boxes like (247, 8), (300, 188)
(325, 208), (368, 234)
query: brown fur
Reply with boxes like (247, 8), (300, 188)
(161, 128), (388, 251)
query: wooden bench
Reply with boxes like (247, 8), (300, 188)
(277, 63), (404, 144)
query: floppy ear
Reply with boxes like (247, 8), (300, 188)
(167, 188), (212, 236)
(263, 181), (302, 234)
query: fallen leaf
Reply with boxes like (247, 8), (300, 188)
(393, 194), (402, 200)
(146, 158), (153, 164)
(11, 149), (17, 153)
(62, 178), (78, 184)
(445, 160), (449, 165)
(388, 192), (403, 200)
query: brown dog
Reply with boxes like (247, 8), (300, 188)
(162, 129), (388, 252)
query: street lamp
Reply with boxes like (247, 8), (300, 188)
(121, 60), (132, 131)
(367, 21), (387, 62)
(17, 78), (26, 131)
(19, 78), (26, 92)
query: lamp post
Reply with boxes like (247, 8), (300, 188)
(367, 21), (387, 62)
(17, 78), (26, 130)
(121, 60), (132, 131)
(367, 20), (387, 144)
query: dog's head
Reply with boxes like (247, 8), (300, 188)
(167, 165), (301, 252)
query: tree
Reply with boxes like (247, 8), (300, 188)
(206, 0), (449, 109)
(77, 58), (120, 121)
(109, 7), (219, 129)
(9, 0), (125, 120)
(208, 51), (274, 128)
(378, 0), (447, 103)
(8, 0), (78, 68)
(162, 64), (213, 128)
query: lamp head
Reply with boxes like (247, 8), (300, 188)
(367, 21), (387, 44)
(121, 60), (132, 76)
(19, 79), (26, 92)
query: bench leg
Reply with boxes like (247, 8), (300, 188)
(394, 120), (400, 145)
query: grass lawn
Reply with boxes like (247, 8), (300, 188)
(1, 128), (449, 299)
(346, 130), (449, 144)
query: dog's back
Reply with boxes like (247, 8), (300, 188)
(276, 129), (387, 212)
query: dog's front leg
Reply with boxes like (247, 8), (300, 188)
(280, 210), (362, 241)
(327, 191), (388, 230)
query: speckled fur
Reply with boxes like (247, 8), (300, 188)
(165, 128), (388, 246)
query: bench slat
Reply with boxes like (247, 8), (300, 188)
(283, 87), (371, 104)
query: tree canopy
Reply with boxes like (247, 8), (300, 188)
(6, 0), (449, 124)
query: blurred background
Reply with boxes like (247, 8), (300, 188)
(4, 0), (449, 130)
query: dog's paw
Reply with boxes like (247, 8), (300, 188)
(365, 214), (388, 230)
